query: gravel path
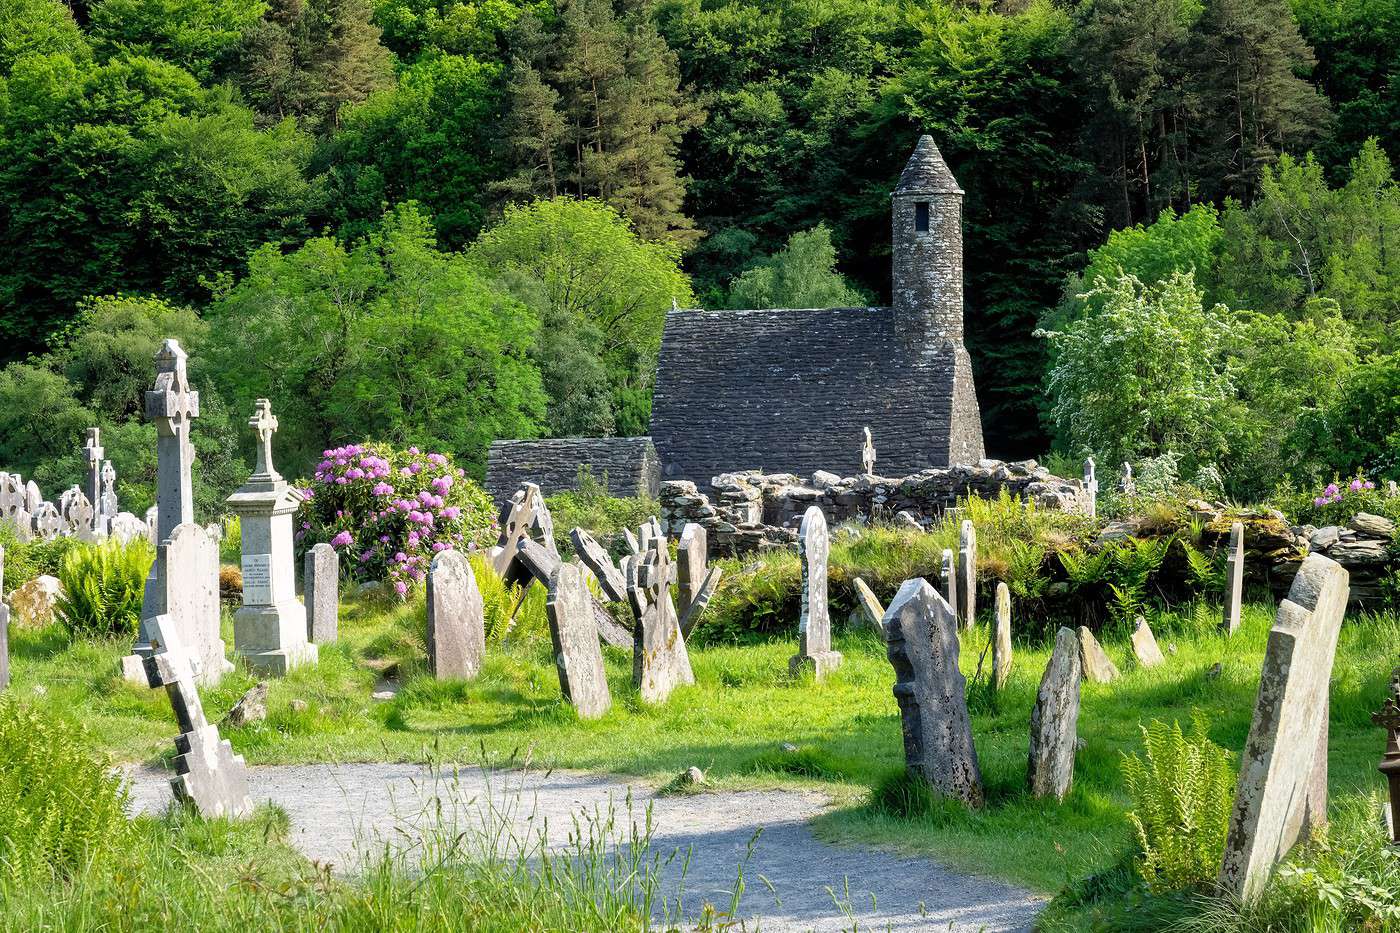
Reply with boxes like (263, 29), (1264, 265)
(126, 763), (1044, 932)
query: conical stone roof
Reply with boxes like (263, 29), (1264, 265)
(895, 135), (962, 195)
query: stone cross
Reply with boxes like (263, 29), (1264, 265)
(492, 483), (555, 585)
(940, 547), (957, 617)
(99, 460), (118, 524)
(861, 426), (877, 475)
(627, 537), (693, 703)
(1223, 521), (1245, 634)
(226, 399), (315, 676)
(1372, 667), (1399, 845)
(882, 578), (983, 807)
(790, 506), (841, 679)
(545, 564), (611, 719)
(1219, 553), (1349, 903)
(426, 550), (485, 679)
(304, 543), (339, 644)
(1119, 462), (1135, 497)
(127, 523), (230, 686)
(992, 581), (1012, 690)
(1027, 626), (1081, 800)
(33, 502), (62, 541)
(249, 398), (280, 479)
(516, 538), (633, 650)
(1083, 457), (1098, 518)
(142, 613), (251, 819)
(145, 339), (199, 545)
(82, 427), (103, 512)
(956, 519), (977, 628)
(69, 490), (99, 543)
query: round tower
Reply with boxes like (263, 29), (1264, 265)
(891, 135), (964, 345)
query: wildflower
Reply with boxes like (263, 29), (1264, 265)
(330, 530), (353, 548)
(394, 581), (408, 596)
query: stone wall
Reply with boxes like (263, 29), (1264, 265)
(660, 459), (1088, 554)
(484, 437), (660, 503)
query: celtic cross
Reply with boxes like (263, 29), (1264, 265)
(249, 399), (279, 479)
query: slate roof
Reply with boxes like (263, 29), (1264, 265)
(896, 135), (963, 195)
(649, 306), (974, 484)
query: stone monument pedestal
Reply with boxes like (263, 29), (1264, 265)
(234, 602), (317, 675)
(788, 650), (843, 679)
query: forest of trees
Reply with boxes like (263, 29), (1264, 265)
(1, 0), (1398, 500)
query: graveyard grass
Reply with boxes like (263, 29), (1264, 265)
(9, 590), (1396, 901)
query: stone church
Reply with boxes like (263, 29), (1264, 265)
(485, 135), (985, 498)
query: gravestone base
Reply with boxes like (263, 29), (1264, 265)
(789, 650), (843, 680)
(234, 604), (318, 675)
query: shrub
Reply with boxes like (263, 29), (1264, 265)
(545, 467), (657, 555)
(1121, 715), (1235, 893)
(0, 521), (81, 590)
(300, 442), (496, 596)
(1287, 473), (1400, 527)
(53, 537), (154, 639)
(0, 697), (130, 885)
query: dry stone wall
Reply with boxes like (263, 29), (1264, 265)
(484, 437), (660, 502)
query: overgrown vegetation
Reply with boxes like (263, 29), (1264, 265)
(53, 536), (154, 639)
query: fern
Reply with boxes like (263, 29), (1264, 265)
(1004, 539), (1048, 599)
(1058, 548), (1113, 587)
(1121, 713), (1236, 893)
(53, 538), (154, 640)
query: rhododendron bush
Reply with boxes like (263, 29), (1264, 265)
(299, 443), (496, 595)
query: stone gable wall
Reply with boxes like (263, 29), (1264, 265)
(485, 437), (659, 502)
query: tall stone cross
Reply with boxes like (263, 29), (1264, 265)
(145, 339), (199, 545)
(1373, 667), (1400, 845)
(861, 427), (877, 476)
(249, 398), (280, 479)
(1083, 457), (1098, 518)
(82, 427), (104, 510)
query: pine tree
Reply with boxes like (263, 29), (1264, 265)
(498, 60), (566, 199)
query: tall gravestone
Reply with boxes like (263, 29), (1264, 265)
(1083, 457), (1098, 518)
(227, 400), (317, 675)
(426, 550), (485, 679)
(99, 460), (119, 528)
(304, 542), (339, 644)
(790, 506), (842, 679)
(992, 581), (1012, 690)
(676, 523), (708, 616)
(956, 519), (977, 628)
(142, 613), (252, 818)
(127, 339), (229, 686)
(545, 564), (611, 719)
(628, 537), (693, 703)
(1223, 521), (1245, 634)
(1027, 627), (1081, 800)
(1219, 553), (1349, 903)
(861, 427), (877, 475)
(940, 548), (956, 618)
(882, 577), (983, 807)
(82, 428), (103, 528)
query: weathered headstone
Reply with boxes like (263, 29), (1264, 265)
(491, 482), (539, 580)
(142, 613), (252, 819)
(82, 427), (103, 518)
(135, 523), (230, 685)
(1219, 553), (1349, 903)
(570, 528), (628, 601)
(882, 577), (983, 807)
(33, 502), (62, 541)
(940, 548), (957, 619)
(790, 506), (842, 679)
(227, 400), (317, 676)
(956, 519), (977, 628)
(545, 564), (611, 719)
(992, 581), (1012, 690)
(1223, 521), (1245, 634)
(69, 490), (100, 543)
(24, 480), (42, 514)
(1119, 461), (1135, 497)
(1131, 615), (1166, 667)
(676, 523), (709, 617)
(1027, 626), (1082, 800)
(1083, 457), (1098, 518)
(110, 512), (145, 544)
(627, 538), (693, 703)
(514, 538), (633, 649)
(0, 602), (9, 691)
(99, 460), (119, 527)
(1077, 626), (1120, 683)
(426, 550), (485, 680)
(852, 577), (886, 630)
(861, 426), (877, 475)
(304, 542), (339, 644)
(678, 566), (721, 638)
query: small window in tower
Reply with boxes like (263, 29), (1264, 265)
(914, 201), (930, 232)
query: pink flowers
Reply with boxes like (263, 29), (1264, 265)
(330, 530), (353, 548)
(372, 482), (394, 496)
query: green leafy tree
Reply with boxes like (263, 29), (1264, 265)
(372, 0), (539, 62)
(209, 202), (546, 476)
(726, 224), (865, 309)
(1325, 352), (1400, 479)
(0, 0), (86, 73)
(467, 196), (693, 436)
(87, 0), (265, 80)
(0, 52), (315, 356)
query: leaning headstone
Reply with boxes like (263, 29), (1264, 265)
(490, 482), (540, 580)
(1077, 626), (1120, 684)
(882, 578), (983, 807)
(1219, 553), (1349, 903)
(789, 506), (842, 679)
(426, 550), (485, 680)
(514, 538), (633, 649)
(226, 400), (317, 676)
(627, 537), (693, 703)
(304, 542), (339, 644)
(678, 566), (721, 638)
(1223, 521), (1245, 634)
(545, 564), (611, 719)
(992, 581), (1012, 690)
(142, 613), (252, 819)
(1131, 615), (1166, 667)
(861, 426), (877, 475)
(940, 548), (957, 619)
(1027, 626), (1082, 800)
(956, 520), (977, 628)
(852, 577), (885, 630)
(1083, 457), (1098, 518)
(676, 523), (709, 617)
(570, 528), (627, 601)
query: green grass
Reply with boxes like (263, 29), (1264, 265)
(7, 585), (1395, 901)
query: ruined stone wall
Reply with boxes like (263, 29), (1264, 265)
(660, 460), (1088, 554)
(485, 437), (659, 503)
